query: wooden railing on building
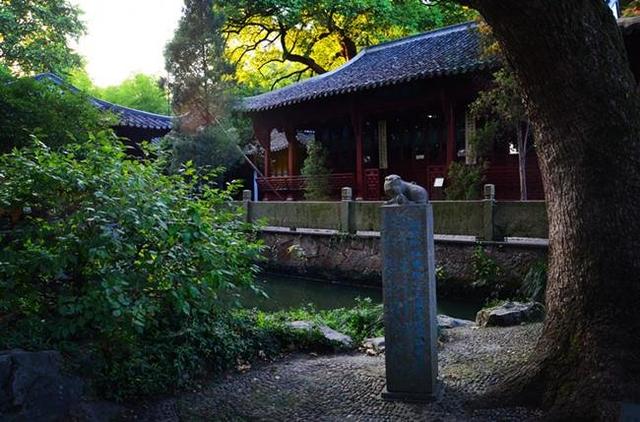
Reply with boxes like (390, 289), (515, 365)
(256, 173), (357, 194)
(237, 185), (548, 241)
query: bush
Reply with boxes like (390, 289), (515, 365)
(301, 140), (332, 200)
(519, 259), (547, 303)
(0, 133), (262, 399)
(445, 161), (486, 200)
(471, 245), (504, 300)
(0, 70), (111, 153)
(163, 122), (243, 177)
(262, 298), (384, 344)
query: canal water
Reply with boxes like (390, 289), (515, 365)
(240, 274), (481, 321)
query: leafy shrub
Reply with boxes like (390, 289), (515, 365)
(436, 265), (448, 282)
(519, 259), (548, 303)
(0, 70), (111, 153)
(0, 133), (262, 399)
(471, 246), (504, 299)
(301, 140), (332, 200)
(163, 122), (243, 176)
(262, 298), (384, 344)
(445, 161), (486, 200)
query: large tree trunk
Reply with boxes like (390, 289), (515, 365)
(517, 122), (528, 201)
(462, 1), (640, 419)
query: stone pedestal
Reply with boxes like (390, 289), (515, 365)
(380, 203), (439, 402)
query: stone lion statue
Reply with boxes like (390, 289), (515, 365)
(383, 174), (428, 205)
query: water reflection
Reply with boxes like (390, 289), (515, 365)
(239, 274), (481, 320)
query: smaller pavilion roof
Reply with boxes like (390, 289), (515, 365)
(34, 73), (173, 131)
(240, 21), (494, 113)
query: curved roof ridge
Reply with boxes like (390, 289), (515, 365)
(365, 21), (477, 53)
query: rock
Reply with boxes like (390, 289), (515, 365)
(437, 314), (475, 329)
(476, 301), (545, 327)
(286, 320), (314, 331)
(0, 349), (84, 422)
(362, 337), (385, 354)
(317, 325), (353, 348)
(286, 321), (353, 348)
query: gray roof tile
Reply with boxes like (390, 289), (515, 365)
(240, 21), (494, 112)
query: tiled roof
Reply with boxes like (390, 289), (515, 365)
(240, 21), (494, 112)
(34, 73), (173, 130)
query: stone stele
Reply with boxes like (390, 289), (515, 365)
(380, 177), (439, 402)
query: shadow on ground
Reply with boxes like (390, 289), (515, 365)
(130, 324), (544, 421)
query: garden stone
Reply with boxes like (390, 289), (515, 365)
(437, 314), (475, 329)
(0, 349), (83, 422)
(286, 320), (314, 331)
(286, 321), (353, 348)
(318, 325), (353, 348)
(476, 301), (545, 327)
(362, 337), (386, 352)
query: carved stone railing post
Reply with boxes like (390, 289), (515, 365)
(340, 187), (356, 234)
(482, 184), (498, 241)
(380, 175), (439, 402)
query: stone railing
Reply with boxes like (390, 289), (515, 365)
(237, 184), (548, 241)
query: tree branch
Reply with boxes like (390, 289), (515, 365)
(271, 67), (310, 89)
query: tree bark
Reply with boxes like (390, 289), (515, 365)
(517, 122), (528, 200)
(460, 0), (640, 419)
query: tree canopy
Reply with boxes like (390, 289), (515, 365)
(0, 0), (84, 75)
(165, 0), (233, 126)
(222, 0), (476, 91)
(0, 68), (111, 153)
(69, 70), (169, 115)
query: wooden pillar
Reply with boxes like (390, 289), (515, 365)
(264, 147), (271, 177)
(253, 122), (271, 177)
(445, 100), (456, 166)
(351, 108), (364, 199)
(285, 127), (298, 176)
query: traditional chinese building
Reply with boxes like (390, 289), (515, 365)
(239, 18), (640, 201)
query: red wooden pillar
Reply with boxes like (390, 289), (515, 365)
(351, 109), (364, 198)
(445, 100), (456, 166)
(264, 148), (271, 177)
(285, 127), (298, 176)
(253, 122), (271, 177)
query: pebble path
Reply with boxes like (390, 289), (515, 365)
(132, 324), (544, 421)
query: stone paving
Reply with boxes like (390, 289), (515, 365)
(132, 324), (544, 421)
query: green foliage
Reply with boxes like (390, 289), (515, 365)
(519, 260), (548, 303)
(223, 0), (476, 90)
(68, 70), (170, 114)
(471, 246), (503, 297)
(99, 74), (169, 115)
(0, 71), (111, 152)
(436, 265), (448, 282)
(0, 0), (84, 74)
(163, 122), (243, 176)
(0, 133), (263, 399)
(623, 0), (640, 16)
(261, 298), (384, 344)
(165, 0), (233, 124)
(445, 161), (486, 200)
(301, 141), (332, 200)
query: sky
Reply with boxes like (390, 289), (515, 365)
(71, 0), (184, 87)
